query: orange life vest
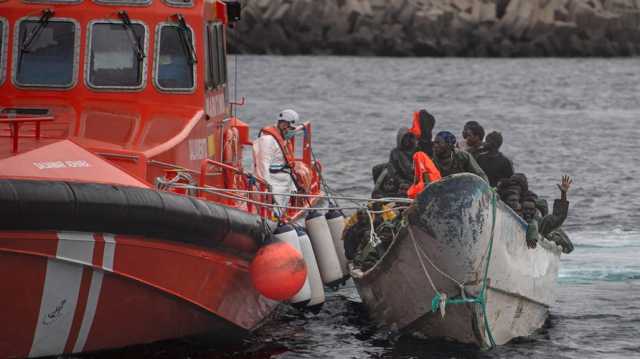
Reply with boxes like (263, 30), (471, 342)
(407, 151), (442, 199)
(259, 126), (295, 167)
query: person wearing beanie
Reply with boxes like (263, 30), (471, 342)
(432, 131), (488, 183)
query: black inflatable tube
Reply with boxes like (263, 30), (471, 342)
(0, 179), (271, 250)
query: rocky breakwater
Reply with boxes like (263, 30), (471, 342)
(228, 0), (640, 56)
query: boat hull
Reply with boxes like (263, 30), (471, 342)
(0, 230), (277, 358)
(353, 174), (562, 347)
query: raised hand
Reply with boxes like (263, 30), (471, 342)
(557, 175), (572, 193)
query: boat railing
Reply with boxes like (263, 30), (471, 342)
(199, 158), (273, 218)
(0, 110), (55, 153)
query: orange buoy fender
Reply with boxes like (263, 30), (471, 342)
(250, 240), (308, 301)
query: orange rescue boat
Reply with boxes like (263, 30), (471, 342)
(0, 0), (324, 357)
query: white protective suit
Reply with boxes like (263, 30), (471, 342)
(253, 134), (295, 213)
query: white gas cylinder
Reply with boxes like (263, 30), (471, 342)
(325, 209), (349, 276)
(305, 211), (344, 285)
(296, 227), (325, 307)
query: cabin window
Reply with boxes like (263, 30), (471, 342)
(205, 22), (226, 89)
(22, 0), (83, 3)
(93, 0), (151, 6)
(162, 0), (193, 7)
(87, 20), (148, 90)
(0, 18), (6, 86)
(13, 18), (79, 88)
(154, 22), (196, 92)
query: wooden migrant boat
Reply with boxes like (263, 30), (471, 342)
(352, 173), (563, 348)
(0, 0), (324, 357)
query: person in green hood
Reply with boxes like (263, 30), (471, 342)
(372, 128), (417, 198)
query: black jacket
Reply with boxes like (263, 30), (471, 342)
(476, 151), (514, 187)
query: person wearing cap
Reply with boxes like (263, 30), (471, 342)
(476, 131), (514, 187)
(253, 109), (300, 213)
(432, 131), (488, 183)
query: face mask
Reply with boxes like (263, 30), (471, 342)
(284, 131), (295, 140)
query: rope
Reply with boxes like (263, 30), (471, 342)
(171, 183), (413, 204)
(366, 210), (382, 247)
(408, 190), (498, 349)
(409, 226), (439, 296)
(180, 183), (409, 213)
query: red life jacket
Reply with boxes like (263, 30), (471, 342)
(259, 126), (295, 168)
(407, 151), (442, 199)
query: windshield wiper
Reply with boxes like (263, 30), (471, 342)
(20, 9), (54, 53)
(17, 8), (54, 73)
(175, 14), (197, 65)
(118, 11), (145, 61)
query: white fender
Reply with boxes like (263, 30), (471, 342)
(274, 224), (311, 305)
(305, 211), (344, 285)
(325, 209), (349, 275)
(296, 227), (325, 307)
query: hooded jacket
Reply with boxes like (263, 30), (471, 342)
(409, 110), (435, 157)
(388, 127), (416, 186)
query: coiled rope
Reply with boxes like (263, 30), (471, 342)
(408, 190), (497, 349)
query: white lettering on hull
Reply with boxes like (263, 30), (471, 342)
(33, 161), (91, 170)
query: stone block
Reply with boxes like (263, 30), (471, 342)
(263, 0), (284, 22)
(471, 0), (498, 23)
(602, 0), (638, 13)
(500, 0), (537, 39)
(573, 3), (619, 39)
(618, 9), (640, 28)
(396, 0), (417, 25)
(268, 3), (291, 22)
(369, 0), (387, 10)
(343, 0), (373, 16)
(451, 0), (473, 12)
(255, 0), (272, 11)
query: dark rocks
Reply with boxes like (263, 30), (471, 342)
(228, 0), (640, 56)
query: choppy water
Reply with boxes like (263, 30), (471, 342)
(91, 56), (640, 358)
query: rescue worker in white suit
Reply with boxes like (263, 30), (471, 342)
(253, 109), (300, 215)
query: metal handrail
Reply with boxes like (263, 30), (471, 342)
(199, 158), (272, 217)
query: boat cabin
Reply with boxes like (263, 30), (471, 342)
(0, 0), (321, 220)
